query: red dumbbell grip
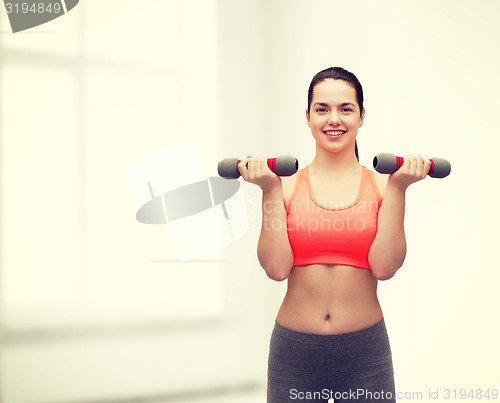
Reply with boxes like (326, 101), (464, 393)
(236, 157), (277, 176)
(395, 156), (435, 176)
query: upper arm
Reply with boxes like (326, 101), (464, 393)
(369, 171), (406, 279)
(281, 172), (299, 207)
(373, 171), (389, 201)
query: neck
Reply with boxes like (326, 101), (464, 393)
(309, 143), (361, 176)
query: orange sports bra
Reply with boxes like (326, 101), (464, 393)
(286, 165), (382, 270)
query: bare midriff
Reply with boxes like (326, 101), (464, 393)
(275, 264), (383, 335)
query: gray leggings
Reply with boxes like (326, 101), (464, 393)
(267, 318), (396, 402)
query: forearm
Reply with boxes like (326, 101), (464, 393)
(257, 186), (294, 281)
(369, 181), (407, 280)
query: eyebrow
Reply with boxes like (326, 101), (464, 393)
(313, 102), (356, 108)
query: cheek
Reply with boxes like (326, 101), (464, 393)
(310, 116), (325, 128)
(346, 117), (361, 128)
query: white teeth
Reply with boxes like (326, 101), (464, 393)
(325, 131), (345, 136)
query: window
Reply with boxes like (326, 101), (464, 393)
(0, 2), (266, 401)
(0, 0), (226, 330)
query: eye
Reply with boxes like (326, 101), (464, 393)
(341, 108), (353, 112)
(316, 108), (327, 113)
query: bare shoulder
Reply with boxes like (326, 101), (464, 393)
(281, 171), (299, 205)
(371, 170), (389, 200)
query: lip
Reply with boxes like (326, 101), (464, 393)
(323, 130), (346, 138)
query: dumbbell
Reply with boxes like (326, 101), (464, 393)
(373, 153), (451, 178)
(218, 155), (298, 179)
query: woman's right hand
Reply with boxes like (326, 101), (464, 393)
(237, 155), (282, 192)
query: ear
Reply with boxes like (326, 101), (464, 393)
(359, 108), (365, 128)
(305, 108), (311, 127)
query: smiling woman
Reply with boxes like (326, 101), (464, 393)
(237, 66), (436, 402)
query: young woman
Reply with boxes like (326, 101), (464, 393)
(238, 67), (431, 402)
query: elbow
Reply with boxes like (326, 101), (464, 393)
(371, 267), (397, 281)
(266, 270), (289, 282)
(369, 242), (406, 281)
(370, 258), (404, 281)
(258, 248), (293, 282)
(263, 260), (293, 282)
(259, 258), (293, 282)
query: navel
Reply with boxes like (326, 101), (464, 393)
(324, 313), (331, 321)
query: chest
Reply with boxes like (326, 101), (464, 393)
(308, 175), (362, 208)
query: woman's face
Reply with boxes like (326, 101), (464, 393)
(306, 79), (365, 155)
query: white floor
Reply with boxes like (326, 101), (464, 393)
(164, 389), (336, 403)
(157, 388), (335, 403)
(159, 388), (266, 403)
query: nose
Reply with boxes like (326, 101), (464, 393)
(327, 112), (341, 126)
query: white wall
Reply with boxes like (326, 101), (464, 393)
(254, 0), (500, 396)
(1, 1), (499, 402)
(0, 1), (270, 402)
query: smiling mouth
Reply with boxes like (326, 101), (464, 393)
(324, 130), (346, 136)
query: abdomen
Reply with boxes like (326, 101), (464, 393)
(275, 264), (383, 334)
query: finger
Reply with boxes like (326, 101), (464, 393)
(414, 154), (423, 178)
(246, 155), (253, 173)
(260, 156), (270, 174)
(420, 155), (429, 178)
(417, 154), (429, 178)
(402, 154), (411, 174)
(254, 156), (262, 178)
(252, 156), (261, 179)
(245, 155), (253, 175)
(423, 158), (432, 177)
(238, 157), (248, 179)
(408, 154), (418, 176)
(246, 157), (254, 180)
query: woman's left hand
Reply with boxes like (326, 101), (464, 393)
(388, 154), (432, 191)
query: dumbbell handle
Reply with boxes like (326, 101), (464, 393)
(218, 155), (298, 179)
(373, 153), (451, 178)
